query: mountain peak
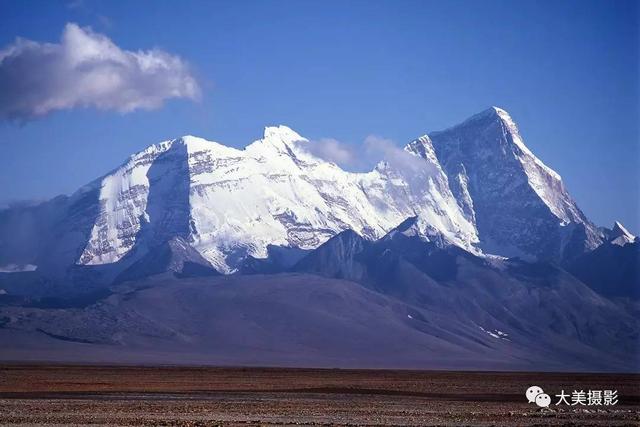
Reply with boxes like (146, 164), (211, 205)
(488, 105), (510, 116)
(393, 216), (419, 233)
(177, 134), (213, 148)
(405, 135), (439, 164)
(246, 125), (307, 157)
(114, 236), (220, 283)
(262, 125), (304, 142)
(446, 106), (513, 129)
(613, 221), (631, 234)
(381, 215), (449, 247)
(175, 135), (240, 156)
(476, 105), (509, 118)
(441, 106), (563, 181)
(427, 106), (600, 261)
(610, 221), (636, 246)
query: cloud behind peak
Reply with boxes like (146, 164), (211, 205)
(0, 23), (200, 121)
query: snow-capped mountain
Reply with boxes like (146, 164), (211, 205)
(0, 107), (637, 371)
(0, 107), (610, 275)
(426, 107), (603, 261)
(73, 125), (477, 273)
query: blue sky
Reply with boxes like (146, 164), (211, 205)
(0, 0), (638, 231)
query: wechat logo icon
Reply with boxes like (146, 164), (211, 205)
(526, 385), (551, 408)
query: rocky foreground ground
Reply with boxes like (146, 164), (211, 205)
(0, 365), (638, 426)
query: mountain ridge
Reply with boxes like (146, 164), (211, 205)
(0, 107), (617, 277)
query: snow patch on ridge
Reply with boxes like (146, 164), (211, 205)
(492, 107), (562, 181)
(0, 264), (37, 273)
(610, 221), (636, 246)
(479, 326), (510, 341)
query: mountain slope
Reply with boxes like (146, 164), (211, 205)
(0, 271), (635, 371)
(293, 219), (639, 370)
(114, 236), (220, 283)
(567, 224), (639, 299)
(0, 273), (534, 370)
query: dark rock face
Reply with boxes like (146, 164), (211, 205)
(426, 107), (602, 263)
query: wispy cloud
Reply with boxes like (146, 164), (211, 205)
(363, 135), (431, 174)
(302, 138), (355, 167)
(0, 23), (200, 121)
(299, 134), (427, 174)
(66, 0), (86, 10)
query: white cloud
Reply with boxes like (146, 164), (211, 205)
(363, 135), (401, 163)
(363, 135), (428, 173)
(0, 23), (200, 120)
(299, 134), (427, 173)
(303, 138), (355, 166)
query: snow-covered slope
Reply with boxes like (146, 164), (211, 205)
(76, 126), (477, 273)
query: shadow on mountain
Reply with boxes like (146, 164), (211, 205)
(95, 142), (223, 284)
(115, 237), (220, 284)
(239, 245), (310, 274)
(0, 185), (103, 279)
(0, 272), (111, 309)
(139, 141), (192, 247)
(567, 241), (640, 299)
(1, 141), (212, 299)
(292, 217), (639, 371)
(1, 208), (638, 371)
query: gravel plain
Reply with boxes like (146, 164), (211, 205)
(0, 365), (638, 426)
